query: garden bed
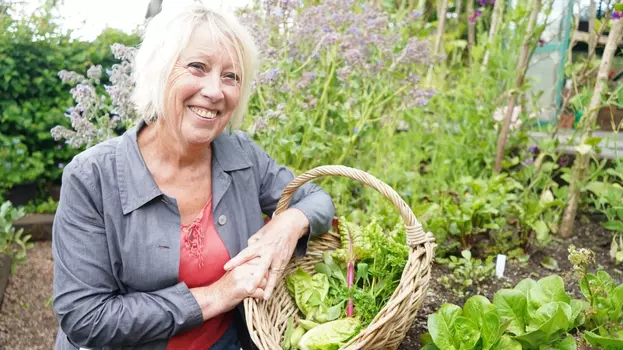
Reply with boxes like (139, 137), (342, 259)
(399, 219), (621, 349)
(0, 219), (619, 349)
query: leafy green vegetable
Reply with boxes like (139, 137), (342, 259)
(493, 289), (526, 335)
(490, 335), (521, 350)
(291, 327), (306, 349)
(317, 217), (408, 326)
(286, 268), (341, 323)
(298, 318), (361, 350)
(299, 320), (320, 331)
(282, 317), (295, 350)
(425, 297), (509, 350)
(426, 275), (585, 350)
(584, 328), (623, 349)
(428, 303), (462, 350)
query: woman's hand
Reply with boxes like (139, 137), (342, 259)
(223, 208), (310, 300)
(192, 258), (268, 321)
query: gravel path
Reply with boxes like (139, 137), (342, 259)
(0, 241), (57, 350)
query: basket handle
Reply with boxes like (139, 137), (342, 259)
(275, 165), (434, 247)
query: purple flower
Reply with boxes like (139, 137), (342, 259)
(529, 145), (538, 153)
(86, 65), (103, 80)
(613, 11), (622, 20)
(58, 70), (86, 84)
(478, 0), (487, 6)
(469, 8), (483, 23)
(259, 68), (280, 86)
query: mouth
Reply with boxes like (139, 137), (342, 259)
(189, 106), (220, 120)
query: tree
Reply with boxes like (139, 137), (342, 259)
(560, 6), (623, 237)
(145, 0), (163, 19)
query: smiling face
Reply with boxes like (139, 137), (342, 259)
(163, 22), (242, 145)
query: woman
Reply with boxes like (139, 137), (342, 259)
(52, 4), (334, 350)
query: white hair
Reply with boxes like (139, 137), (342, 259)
(131, 4), (259, 128)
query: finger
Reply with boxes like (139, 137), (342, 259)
(259, 277), (268, 290)
(248, 257), (272, 294)
(264, 263), (285, 300)
(224, 247), (257, 271)
(250, 288), (265, 300)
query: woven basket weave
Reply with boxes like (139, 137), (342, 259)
(244, 165), (436, 350)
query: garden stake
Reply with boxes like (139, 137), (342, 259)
(494, 0), (542, 173)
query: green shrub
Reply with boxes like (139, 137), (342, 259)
(0, 7), (138, 198)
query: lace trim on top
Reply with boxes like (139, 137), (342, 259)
(180, 199), (211, 267)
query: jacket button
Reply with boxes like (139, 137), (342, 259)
(218, 215), (227, 226)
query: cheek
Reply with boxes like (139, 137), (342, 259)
(225, 87), (242, 111)
(166, 73), (200, 108)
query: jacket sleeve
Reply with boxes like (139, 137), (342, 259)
(52, 160), (203, 348)
(237, 132), (335, 256)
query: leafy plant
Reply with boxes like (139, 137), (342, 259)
(506, 188), (565, 247)
(421, 295), (521, 350)
(0, 201), (33, 274)
(585, 170), (623, 263)
(424, 275), (585, 350)
(22, 197), (58, 214)
(568, 245), (623, 347)
(437, 250), (495, 298)
(493, 275), (585, 349)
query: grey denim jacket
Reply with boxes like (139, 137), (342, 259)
(52, 120), (335, 350)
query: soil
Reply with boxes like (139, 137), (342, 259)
(0, 241), (56, 350)
(0, 220), (620, 349)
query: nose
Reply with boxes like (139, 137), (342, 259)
(200, 73), (224, 103)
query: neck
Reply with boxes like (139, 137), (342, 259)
(138, 119), (211, 169)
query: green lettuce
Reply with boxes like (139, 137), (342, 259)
(286, 268), (342, 323)
(298, 318), (361, 350)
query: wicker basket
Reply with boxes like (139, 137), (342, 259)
(244, 165), (436, 350)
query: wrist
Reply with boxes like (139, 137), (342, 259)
(285, 208), (310, 239)
(191, 284), (225, 321)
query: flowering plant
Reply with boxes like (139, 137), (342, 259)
(51, 44), (138, 148)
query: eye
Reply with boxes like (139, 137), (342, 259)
(187, 62), (206, 73)
(223, 72), (240, 83)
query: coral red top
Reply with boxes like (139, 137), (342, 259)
(166, 197), (233, 350)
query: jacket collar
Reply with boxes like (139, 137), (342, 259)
(116, 119), (252, 215)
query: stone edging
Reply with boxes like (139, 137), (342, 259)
(13, 214), (55, 242)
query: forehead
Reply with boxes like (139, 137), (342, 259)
(180, 22), (240, 69)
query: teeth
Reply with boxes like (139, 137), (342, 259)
(190, 106), (217, 119)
